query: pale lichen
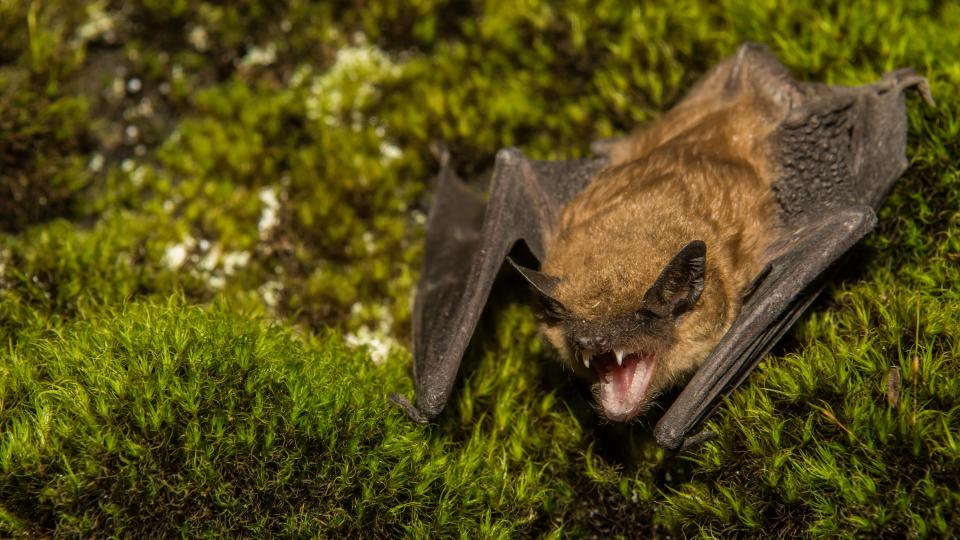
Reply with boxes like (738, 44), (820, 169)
(163, 236), (194, 269)
(303, 43), (406, 125)
(188, 26), (210, 52)
(239, 43), (278, 68)
(257, 187), (281, 240)
(74, 1), (117, 44)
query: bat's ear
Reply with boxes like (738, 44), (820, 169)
(645, 240), (707, 317)
(507, 258), (568, 320)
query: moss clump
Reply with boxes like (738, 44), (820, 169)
(662, 278), (960, 537)
(0, 2), (95, 231)
(0, 88), (92, 231)
(0, 0), (959, 537)
(0, 298), (662, 537)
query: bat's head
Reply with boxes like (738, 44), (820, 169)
(515, 240), (720, 422)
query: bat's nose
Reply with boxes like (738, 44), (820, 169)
(575, 336), (606, 350)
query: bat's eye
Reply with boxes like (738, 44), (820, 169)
(537, 296), (568, 322)
(635, 308), (659, 321)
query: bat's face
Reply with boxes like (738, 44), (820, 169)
(553, 308), (678, 423)
(519, 240), (726, 422)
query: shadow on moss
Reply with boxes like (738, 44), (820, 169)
(0, 84), (94, 232)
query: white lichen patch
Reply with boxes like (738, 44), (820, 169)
(259, 280), (284, 309)
(126, 77), (142, 94)
(379, 141), (402, 161)
(222, 250), (251, 275)
(362, 232), (376, 254)
(188, 26), (210, 51)
(258, 187), (281, 240)
(239, 43), (278, 68)
(162, 234), (250, 290)
(198, 243), (220, 272)
(344, 326), (397, 366)
(344, 303), (398, 365)
(163, 236), (195, 269)
(303, 43), (406, 125)
(289, 65), (311, 87)
(130, 165), (148, 186)
(412, 210), (427, 226)
(88, 153), (105, 172)
(75, 1), (117, 44)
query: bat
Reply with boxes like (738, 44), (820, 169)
(390, 43), (932, 450)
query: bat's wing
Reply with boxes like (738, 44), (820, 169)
(655, 208), (875, 449)
(391, 148), (605, 422)
(655, 48), (932, 450)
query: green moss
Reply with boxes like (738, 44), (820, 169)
(0, 79), (93, 232)
(0, 0), (958, 536)
(0, 1), (97, 230)
(0, 298), (660, 537)
(662, 277), (960, 537)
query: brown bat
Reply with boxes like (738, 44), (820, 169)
(391, 43), (932, 449)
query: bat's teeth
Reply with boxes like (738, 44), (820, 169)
(581, 350), (591, 369)
(615, 350), (625, 366)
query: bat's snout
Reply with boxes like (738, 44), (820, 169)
(574, 335), (607, 350)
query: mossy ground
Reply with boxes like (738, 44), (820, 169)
(0, 1), (958, 537)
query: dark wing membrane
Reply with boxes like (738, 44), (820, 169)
(392, 149), (605, 422)
(655, 54), (931, 450)
(655, 208), (875, 449)
(775, 68), (933, 223)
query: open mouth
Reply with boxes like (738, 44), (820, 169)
(582, 349), (656, 421)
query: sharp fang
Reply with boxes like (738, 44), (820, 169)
(581, 350), (591, 369)
(615, 350), (625, 366)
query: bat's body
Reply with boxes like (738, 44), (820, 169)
(392, 44), (931, 447)
(541, 98), (780, 420)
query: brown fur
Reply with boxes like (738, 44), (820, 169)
(538, 54), (788, 408)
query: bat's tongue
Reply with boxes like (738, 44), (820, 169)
(595, 351), (655, 421)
